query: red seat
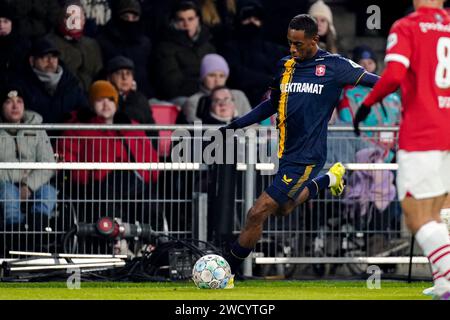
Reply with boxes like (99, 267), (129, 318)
(150, 104), (180, 157)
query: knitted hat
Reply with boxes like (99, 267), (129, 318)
(0, 85), (26, 106)
(200, 54), (230, 80)
(0, 2), (15, 21)
(89, 80), (119, 106)
(113, 0), (141, 17)
(352, 45), (377, 63)
(308, 0), (336, 36)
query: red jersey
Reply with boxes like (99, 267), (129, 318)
(365, 7), (450, 151)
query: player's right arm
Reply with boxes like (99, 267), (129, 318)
(225, 96), (278, 130)
(221, 74), (280, 130)
(221, 60), (284, 130)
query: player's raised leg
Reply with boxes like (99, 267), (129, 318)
(225, 162), (346, 276)
(278, 162), (346, 214)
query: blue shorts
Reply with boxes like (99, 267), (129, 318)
(265, 160), (324, 206)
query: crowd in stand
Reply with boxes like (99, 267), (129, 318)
(0, 0), (399, 127)
(0, 0), (403, 248)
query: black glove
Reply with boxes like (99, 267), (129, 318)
(353, 104), (371, 136)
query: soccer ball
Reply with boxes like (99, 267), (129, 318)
(191, 254), (232, 289)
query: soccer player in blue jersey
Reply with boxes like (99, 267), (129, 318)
(222, 14), (380, 283)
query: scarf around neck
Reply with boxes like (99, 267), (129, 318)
(33, 66), (64, 95)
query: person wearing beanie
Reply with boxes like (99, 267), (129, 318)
(58, 84), (160, 229)
(352, 45), (377, 74)
(89, 80), (119, 106)
(48, 1), (103, 92)
(97, 0), (154, 98)
(112, 0), (142, 18)
(308, 0), (338, 53)
(182, 53), (251, 123)
(88, 80), (119, 124)
(153, 1), (216, 102)
(199, 53), (230, 81)
(106, 55), (156, 127)
(337, 43), (401, 163)
(0, 86), (57, 230)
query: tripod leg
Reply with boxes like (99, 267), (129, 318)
(407, 234), (415, 283)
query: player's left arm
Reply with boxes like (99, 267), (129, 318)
(360, 61), (407, 107)
(334, 56), (380, 87)
(353, 20), (412, 135)
(352, 62), (407, 135)
(355, 71), (380, 88)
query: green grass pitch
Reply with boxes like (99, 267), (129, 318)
(0, 280), (433, 300)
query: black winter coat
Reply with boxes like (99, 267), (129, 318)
(153, 27), (216, 100)
(4, 0), (60, 38)
(221, 29), (288, 105)
(97, 19), (153, 97)
(11, 65), (88, 124)
(0, 33), (30, 92)
(119, 90), (154, 125)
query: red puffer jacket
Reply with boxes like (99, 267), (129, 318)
(58, 113), (159, 184)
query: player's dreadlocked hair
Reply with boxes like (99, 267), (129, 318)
(288, 14), (318, 38)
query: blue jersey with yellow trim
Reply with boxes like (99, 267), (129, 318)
(272, 49), (366, 164)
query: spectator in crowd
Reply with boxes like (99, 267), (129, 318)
(308, 0), (338, 53)
(138, 0), (178, 45)
(256, 0), (310, 46)
(11, 36), (88, 123)
(342, 147), (398, 255)
(182, 53), (251, 123)
(221, 1), (287, 105)
(0, 86), (57, 230)
(58, 80), (159, 222)
(79, 0), (112, 37)
(0, 2), (31, 91)
(337, 45), (401, 162)
(153, 1), (216, 104)
(49, 1), (103, 91)
(97, 0), (154, 97)
(201, 85), (241, 245)
(199, 0), (237, 52)
(2, 0), (61, 39)
(201, 86), (239, 125)
(106, 55), (155, 126)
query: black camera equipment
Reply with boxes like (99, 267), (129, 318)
(76, 217), (155, 241)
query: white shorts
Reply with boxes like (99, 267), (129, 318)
(397, 150), (450, 201)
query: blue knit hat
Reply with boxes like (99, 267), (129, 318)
(352, 45), (377, 63)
